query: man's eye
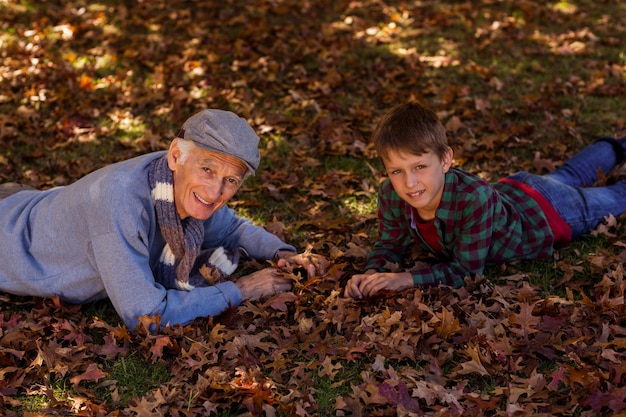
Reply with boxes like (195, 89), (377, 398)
(225, 178), (240, 187)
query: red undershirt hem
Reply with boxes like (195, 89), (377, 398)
(498, 177), (572, 247)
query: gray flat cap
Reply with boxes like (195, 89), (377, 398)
(177, 109), (261, 174)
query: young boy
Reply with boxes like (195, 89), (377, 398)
(345, 101), (626, 299)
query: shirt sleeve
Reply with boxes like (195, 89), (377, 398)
(88, 204), (298, 331)
(90, 229), (243, 331)
(364, 181), (413, 271)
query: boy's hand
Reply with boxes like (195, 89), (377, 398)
(344, 271), (413, 299)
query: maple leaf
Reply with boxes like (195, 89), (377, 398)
(209, 323), (229, 344)
(565, 363), (602, 389)
(343, 242), (370, 258)
(335, 395), (363, 417)
(455, 343), (490, 377)
(264, 217), (289, 240)
(533, 151), (557, 173)
(0, 313), (20, 332)
(69, 363), (106, 386)
(318, 356), (342, 380)
(445, 115), (465, 133)
(590, 214), (617, 237)
(371, 354), (386, 372)
(358, 382), (389, 406)
(508, 302), (541, 341)
(263, 292), (298, 312)
(126, 396), (162, 417)
(91, 333), (129, 360)
(242, 383), (277, 415)
(548, 365), (569, 390)
(134, 314), (161, 335)
(346, 344), (368, 361)
(198, 264), (219, 286)
(582, 386), (626, 414)
(434, 307), (462, 338)
(149, 335), (172, 363)
(378, 382), (420, 413)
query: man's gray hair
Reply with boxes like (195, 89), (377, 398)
(176, 138), (196, 165)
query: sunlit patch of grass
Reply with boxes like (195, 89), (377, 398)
(104, 109), (148, 147)
(12, 379), (76, 413)
(233, 199), (297, 227)
(551, 1), (578, 14)
(189, 85), (211, 100)
(341, 193), (377, 216)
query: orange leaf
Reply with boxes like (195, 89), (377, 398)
(149, 335), (172, 362)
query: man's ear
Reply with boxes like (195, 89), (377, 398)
(442, 146), (454, 173)
(167, 138), (181, 171)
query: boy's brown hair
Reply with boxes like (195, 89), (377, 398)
(372, 101), (449, 161)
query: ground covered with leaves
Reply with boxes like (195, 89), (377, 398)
(1, 0), (625, 416)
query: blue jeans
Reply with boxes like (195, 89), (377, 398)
(507, 138), (626, 238)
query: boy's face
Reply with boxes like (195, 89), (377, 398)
(167, 139), (247, 220)
(383, 147), (453, 221)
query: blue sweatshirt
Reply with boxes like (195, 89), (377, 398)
(0, 151), (295, 330)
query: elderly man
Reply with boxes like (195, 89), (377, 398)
(0, 109), (322, 330)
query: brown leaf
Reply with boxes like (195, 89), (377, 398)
(92, 333), (128, 360)
(455, 343), (490, 377)
(69, 363), (106, 386)
(434, 307), (462, 338)
(263, 292), (298, 311)
(508, 302), (541, 340)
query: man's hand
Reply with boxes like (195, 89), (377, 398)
(235, 268), (292, 301)
(344, 270), (413, 299)
(275, 250), (329, 278)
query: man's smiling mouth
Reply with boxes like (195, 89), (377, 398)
(194, 192), (213, 206)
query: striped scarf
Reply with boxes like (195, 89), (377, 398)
(148, 155), (204, 291)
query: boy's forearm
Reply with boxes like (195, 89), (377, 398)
(409, 262), (468, 288)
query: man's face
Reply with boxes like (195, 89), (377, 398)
(167, 139), (248, 220)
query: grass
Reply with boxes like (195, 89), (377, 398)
(99, 353), (171, 408)
(10, 351), (170, 414)
(312, 361), (362, 416)
(489, 231), (620, 296)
